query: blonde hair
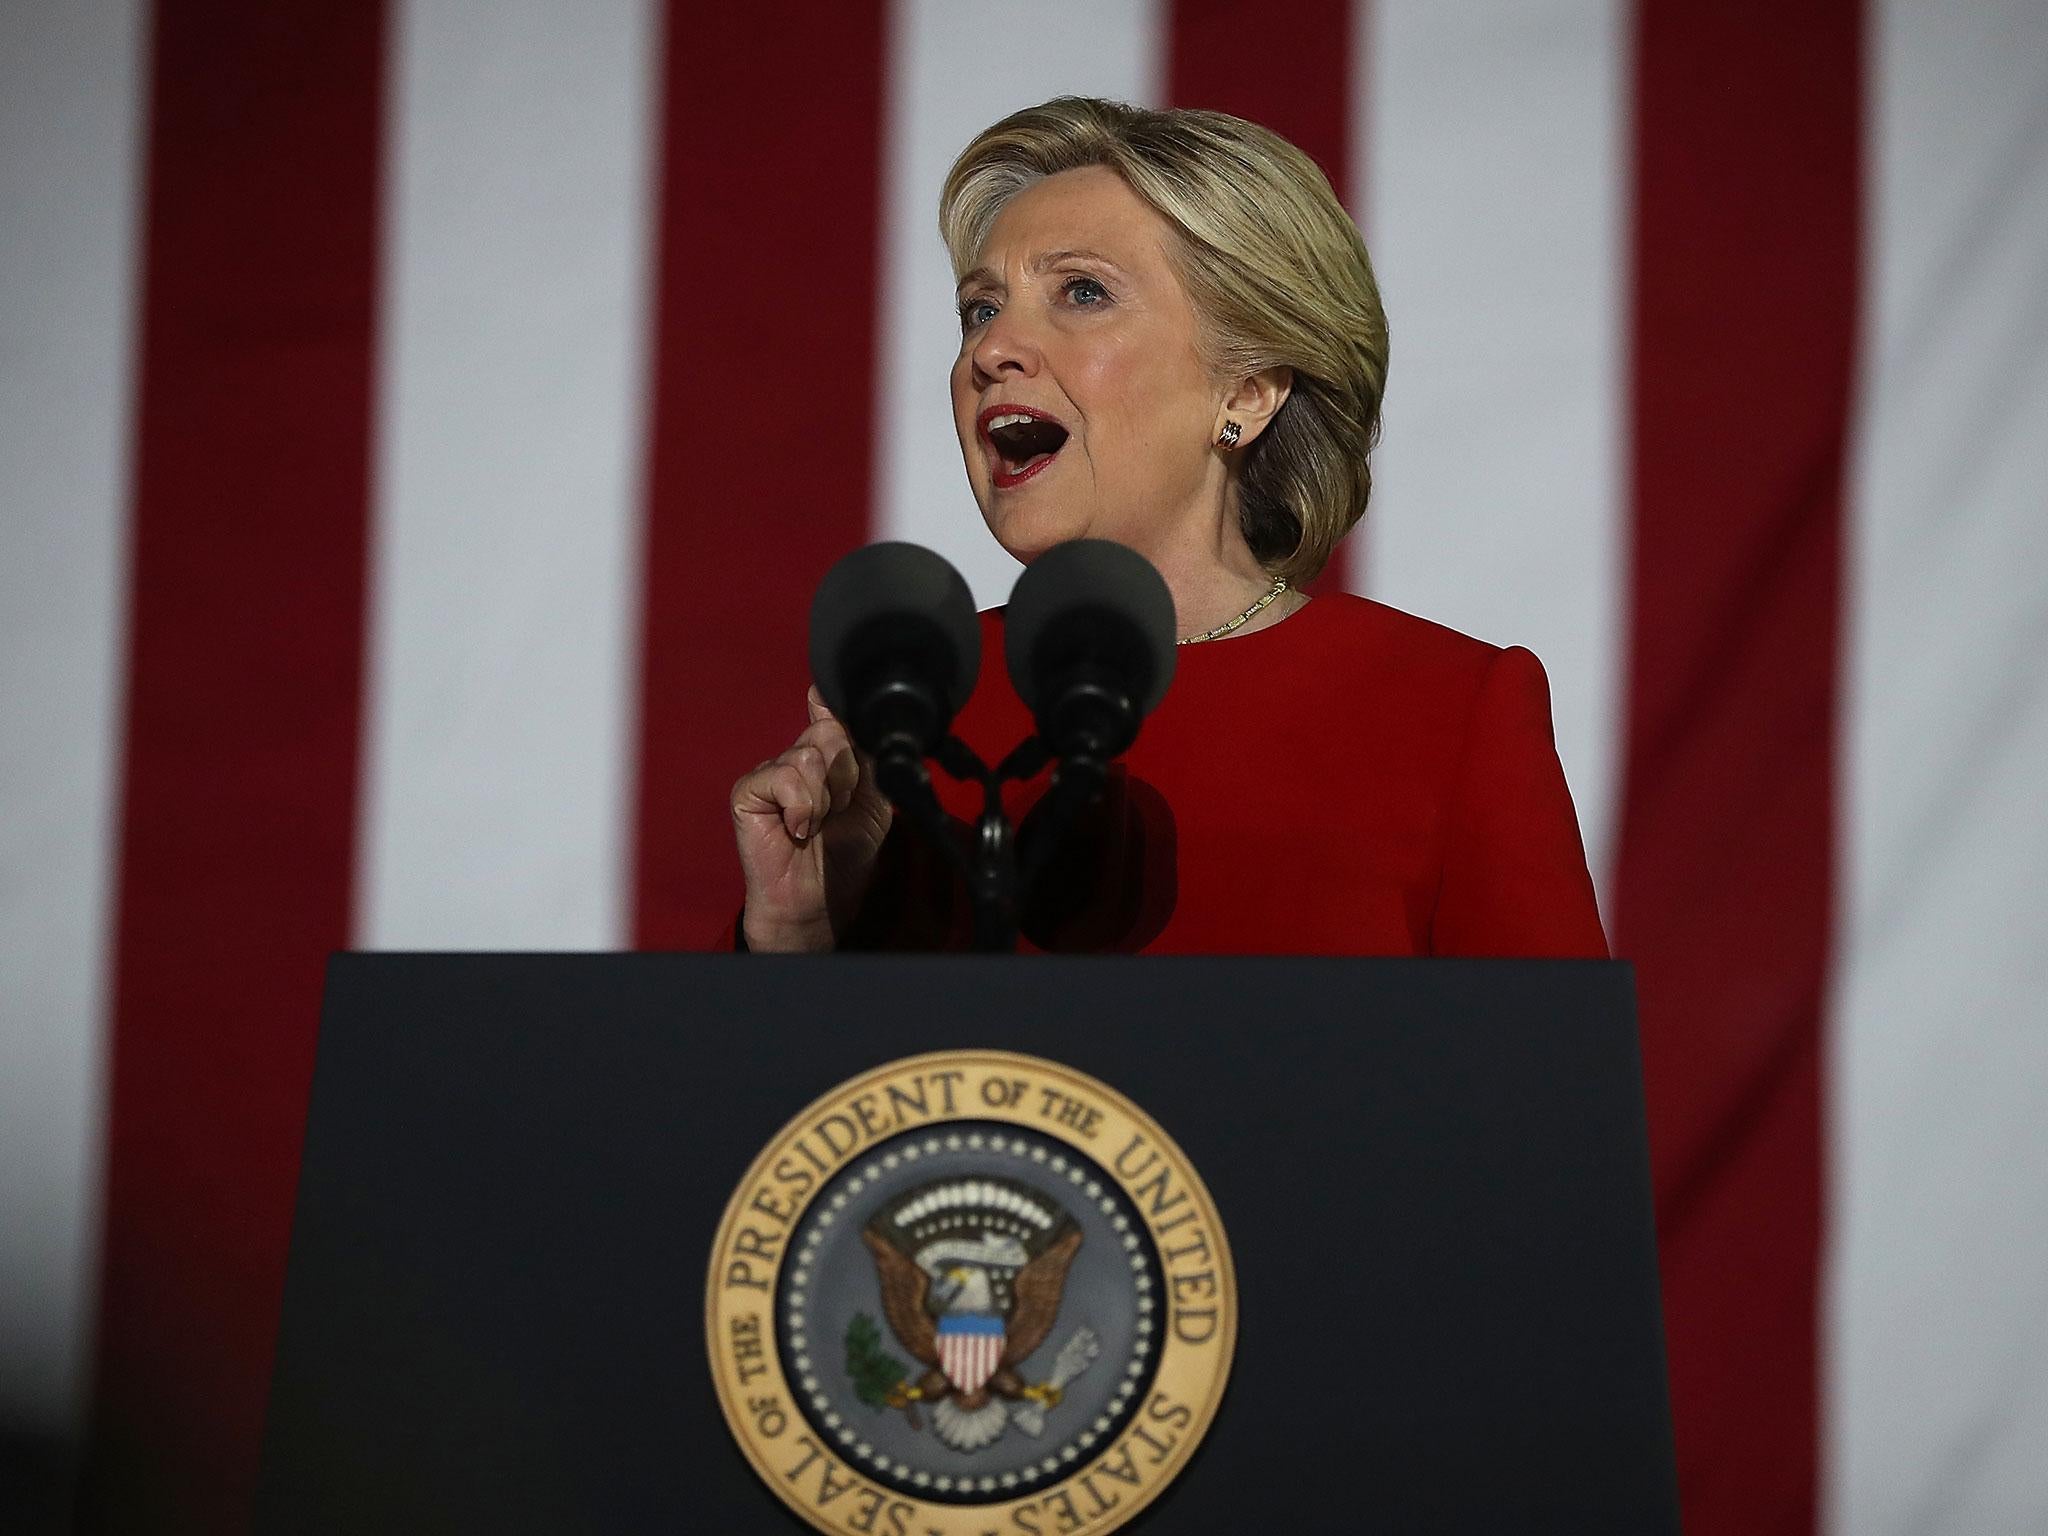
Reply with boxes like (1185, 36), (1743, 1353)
(940, 96), (1389, 586)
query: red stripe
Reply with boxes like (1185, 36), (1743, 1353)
(1614, 4), (1861, 1531)
(1166, 0), (1365, 596)
(630, 4), (889, 948)
(83, 4), (387, 1528)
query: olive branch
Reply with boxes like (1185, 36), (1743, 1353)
(845, 1313), (907, 1410)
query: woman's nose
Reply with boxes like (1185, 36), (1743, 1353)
(969, 305), (1041, 387)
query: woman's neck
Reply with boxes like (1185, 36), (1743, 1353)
(1137, 517), (1309, 642)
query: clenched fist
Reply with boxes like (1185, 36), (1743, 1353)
(730, 686), (895, 951)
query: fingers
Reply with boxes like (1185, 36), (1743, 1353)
(730, 687), (873, 846)
(731, 742), (832, 841)
(794, 696), (862, 816)
(806, 687), (878, 792)
(803, 684), (888, 801)
(823, 734), (862, 812)
(777, 744), (831, 841)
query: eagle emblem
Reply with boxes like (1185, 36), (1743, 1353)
(851, 1176), (1100, 1453)
(710, 1054), (1235, 1530)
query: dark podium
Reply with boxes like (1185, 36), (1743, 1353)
(257, 954), (1676, 1533)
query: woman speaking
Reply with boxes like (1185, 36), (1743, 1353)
(728, 96), (1606, 960)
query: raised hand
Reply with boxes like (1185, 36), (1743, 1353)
(729, 686), (895, 951)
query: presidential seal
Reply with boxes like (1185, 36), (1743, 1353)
(707, 1050), (1235, 1536)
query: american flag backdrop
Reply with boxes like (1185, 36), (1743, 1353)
(1, 1), (2044, 1531)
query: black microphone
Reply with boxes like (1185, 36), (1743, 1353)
(809, 542), (980, 798)
(1004, 539), (1175, 770)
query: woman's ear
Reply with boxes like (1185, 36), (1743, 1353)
(1219, 366), (1293, 448)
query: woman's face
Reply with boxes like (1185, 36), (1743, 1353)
(951, 166), (1225, 564)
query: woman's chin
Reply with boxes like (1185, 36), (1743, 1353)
(981, 491), (1094, 564)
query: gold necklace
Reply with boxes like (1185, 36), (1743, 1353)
(1177, 577), (1290, 645)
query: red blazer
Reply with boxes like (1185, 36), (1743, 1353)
(779, 593), (1606, 959)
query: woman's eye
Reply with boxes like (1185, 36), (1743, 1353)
(1063, 276), (1109, 306)
(959, 297), (998, 330)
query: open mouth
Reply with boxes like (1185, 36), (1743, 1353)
(980, 407), (1070, 489)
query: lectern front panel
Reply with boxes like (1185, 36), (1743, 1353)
(258, 954), (1675, 1534)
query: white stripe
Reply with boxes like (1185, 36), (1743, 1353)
(1828, 3), (2048, 1531)
(0, 0), (147, 1441)
(873, 0), (1163, 609)
(1355, 0), (1629, 910)
(356, 0), (659, 948)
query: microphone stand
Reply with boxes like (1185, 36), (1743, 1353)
(876, 735), (1106, 952)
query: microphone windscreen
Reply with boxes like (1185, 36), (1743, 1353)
(808, 542), (981, 722)
(1004, 539), (1176, 719)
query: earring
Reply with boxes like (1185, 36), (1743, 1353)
(1217, 420), (1242, 450)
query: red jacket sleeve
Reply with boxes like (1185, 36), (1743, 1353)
(1431, 645), (1609, 958)
(712, 909), (744, 952)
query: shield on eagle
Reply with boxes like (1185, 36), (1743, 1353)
(936, 1311), (1005, 1396)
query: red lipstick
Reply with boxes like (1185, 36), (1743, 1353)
(977, 403), (1069, 491)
